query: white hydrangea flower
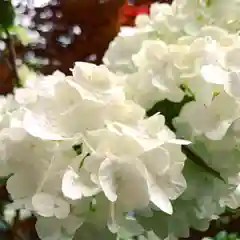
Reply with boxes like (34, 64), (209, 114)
(62, 155), (100, 200)
(103, 27), (152, 74)
(32, 192), (70, 219)
(143, 160), (236, 239)
(22, 65), (146, 140)
(1, 129), (76, 218)
(22, 73), (106, 140)
(5, 1), (240, 239)
(81, 114), (188, 215)
(0, 55), (192, 239)
(69, 62), (125, 103)
(124, 70), (162, 109)
(14, 87), (37, 105)
(98, 156), (150, 211)
(175, 91), (240, 140)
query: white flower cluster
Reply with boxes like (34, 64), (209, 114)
(2, 0), (240, 239)
(102, 0), (240, 238)
(0, 64), (189, 239)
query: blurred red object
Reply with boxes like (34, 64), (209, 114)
(119, 1), (150, 25)
(119, 0), (172, 26)
(122, 3), (150, 17)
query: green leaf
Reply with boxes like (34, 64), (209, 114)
(138, 232), (161, 240)
(10, 25), (31, 45)
(205, 0), (212, 8)
(0, 176), (9, 184)
(215, 231), (227, 240)
(146, 96), (194, 131)
(181, 145), (225, 183)
(117, 217), (144, 239)
(135, 210), (169, 239)
(0, 0), (15, 30)
(228, 233), (239, 240)
(73, 223), (116, 240)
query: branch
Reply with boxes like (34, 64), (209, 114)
(182, 145), (225, 183)
(5, 29), (22, 88)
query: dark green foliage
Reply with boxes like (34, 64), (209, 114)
(74, 223), (116, 240)
(136, 209), (169, 239)
(205, 231), (240, 240)
(146, 95), (194, 131)
(0, 0), (15, 31)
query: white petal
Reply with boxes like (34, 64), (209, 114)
(148, 180), (173, 214)
(224, 48), (240, 71)
(116, 163), (149, 210)
(23, 110), (66, 140)
(32, 192), (55, 217)
(161, 173), (187, 200)
(201, 65), (228, 84)
(14, 88), (37, 105)
(35, 217), (61, 240)
(142, 114), (165, 135)
(7, 171), (36, 200)
(167, 139), (191, 145)
(1, 127), (27, 141)
(225, 72), (240, 99)
(83, 154), (104, 174)
(62, 168), (99, 200)
(62, 169), (83, 200)
(198, 26), (228, 40)
(205, 121), (231, 140)
(140, 147), (170, 176)
(98, 158), (118, 202)
(54, 198), (70, 219)
(119, 27), (137, 37)
(62, 215), (84, 235)
(99, 158), (150, 211)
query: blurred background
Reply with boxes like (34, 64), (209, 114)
(0, 0), (171, 94)
(1, 0), (240, 239)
